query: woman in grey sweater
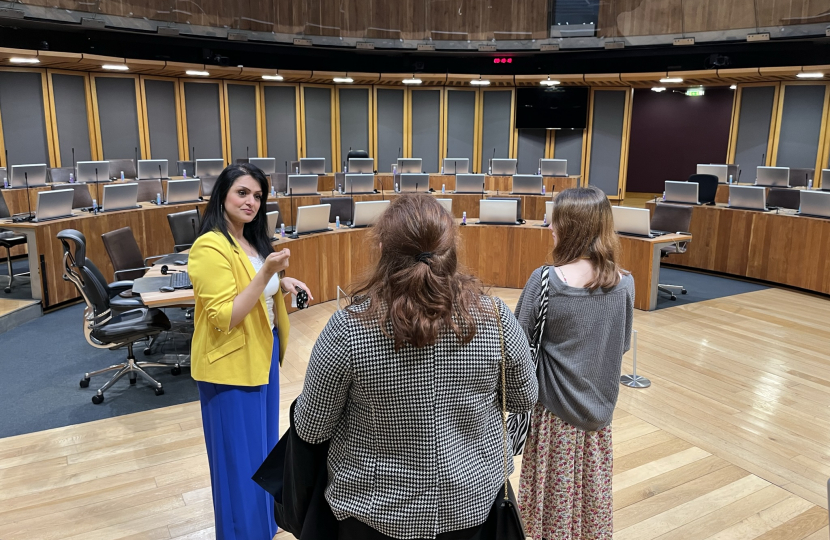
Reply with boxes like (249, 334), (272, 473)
(515, 187), (634, 540)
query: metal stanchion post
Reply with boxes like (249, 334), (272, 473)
(620, 329), (650, 388)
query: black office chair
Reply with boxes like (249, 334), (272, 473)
(321, 196), (354, 225)
(0, 192), (28, 293)
(688, 174), (718, 205)
(200, 175), (219, 198)
(108, 159), (137, 180)
(57, 229), (176, 404)
(788, 168), (814, 188)
(346, 150), (369, 159)
(167, 209), (201, 252)
(487, 196), (523, 222)
(52, 183), (93, 209)
(137, 178), (163, 203)
(177, 160), (195, 177)
(651, 203), (693, 301)
(768, 188), (800, 210)
(101, 226), (167, 281)
(49, 167), (75, 184)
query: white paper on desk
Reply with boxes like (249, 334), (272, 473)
(291, 293), (297, 308)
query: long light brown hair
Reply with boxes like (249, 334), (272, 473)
(549, 186), (627, 290)
(349, 193), (483, 350)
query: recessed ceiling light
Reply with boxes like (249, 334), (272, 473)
(540, 77), (560, 86)
(9, 57), (39, 64)
(333, 77), (354, 83)
(660, 77), (683, 83)
(186, 70), (210, 76)
(730, 84), (737, 90)
(402, 78), (422, 84)
(102, 64), (129, 71)
(262, 74), (284, 81)
(797, 72), (824, 79)
(651, 87), (666, 92)
(470, 78), (490, 86)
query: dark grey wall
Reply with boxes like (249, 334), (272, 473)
(95, 76), (141, 160)
(480, 90), (512, 173)
(184, 82), (223, 160)
(517, 129), (545, 174)
(376, 88), (404, 173)
(227, 83), (259, 161)
(734, 86), (776, 180)
(264, 85), (298, 168)
(51, 73), (91, 165)
(144, 79), (179, 165)
(304, 86), (333, 171)
(555, 130), (584, 176)
(339, 88), (369, 169)
(587, 90), (626, 196)
(0, 71), (50, 165)
(411, 90), (441, 173)
(776, 84), (825, 169)
(446, 90), (477, 171)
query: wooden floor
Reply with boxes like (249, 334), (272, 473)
(0, 287), (828, 539)
(0, 297), (38, 318)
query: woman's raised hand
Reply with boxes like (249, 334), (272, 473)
(263, 248), (290, 277)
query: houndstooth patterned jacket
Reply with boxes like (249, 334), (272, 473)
(294, 296), (538, 540)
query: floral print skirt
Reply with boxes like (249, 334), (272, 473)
(518, 403), (613, 540)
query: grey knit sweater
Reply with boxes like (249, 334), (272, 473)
(514, 266), (634, 432)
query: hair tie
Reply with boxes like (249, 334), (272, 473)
(416, 252), (434, 264)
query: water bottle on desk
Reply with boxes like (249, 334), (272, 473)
(2, 178), (8, 189)
(120, 171), (124, 181)
(69, 172), (74, 183)
(336, 215), (340, 229)
(270, 185), (276, 198)
(156, 193), (162, 205)
(462, 211), (467, 225)
(280, 223), (285, 238)
(392, 164), (397, 175)
(662, 191), (666, 201)
(808, 179), (814, 189)
(442, 183), (446, 194)
(728, 174), (733, 184)
(542, 184), (546, 195)
(395, 183), (399, 193)
(183, 169), (187, 178)
(92, 198), (98, 214)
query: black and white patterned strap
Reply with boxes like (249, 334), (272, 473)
(506, 266), (549, 455)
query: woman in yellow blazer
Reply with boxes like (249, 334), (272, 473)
(189, 163), (311, 540)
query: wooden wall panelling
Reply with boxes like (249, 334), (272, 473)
(597, 0), (684, 38)
(755, 0), (830, 27)
(681, 0), (756, 33)
(304, 0), (342, 37)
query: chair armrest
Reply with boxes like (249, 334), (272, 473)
(114, 267), (150, 279)
(173, 244), (192, 253)
(144, 254), (174, 266)
(107, 280), (134, 294)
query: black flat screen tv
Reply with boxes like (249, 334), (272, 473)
(515, 87), (590, 129)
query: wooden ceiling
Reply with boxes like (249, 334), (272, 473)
(1, 48), (828, 88)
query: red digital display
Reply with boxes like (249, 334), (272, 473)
(493, 58), (513, 64)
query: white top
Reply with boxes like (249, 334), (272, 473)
(248, 255), (281, 329)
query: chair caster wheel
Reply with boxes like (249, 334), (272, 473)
(681, 289), (687, 294)
(670, 295), (677, 301)
(80, 378), (90, 388)
(171, 366), (182, 376)
(129, 376), (137, 385)
(92, 394), (104, 404)
(143, 348), (152, 355)
(3, 287), (10, 294)
(154, 388), (164, 396)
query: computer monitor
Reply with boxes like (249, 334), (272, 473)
(165, 179), (202, 204)
(287, 175), (319, 196)
(822, 170), (830, 190)
(249, 157), (276, 174)
(756, 166), (790, 187)
(454, 174), (485, 194)
(266, 210), (280, 238)
(137, 159), (169, 180)
(75, 161), (109, 184)
(344, 174), (375, 194)
(799, 190), (830, 218)
(491, 159), (517, 176)
(352, 200), (390, 228)
(399, 173), (429, 192)
(478, 199), (519, 225)
(545, 200), (553, 224)
(728, 185), (767, 211)
(397, 158), (422, 174)
(348, 158), (374, 174)
(101, 182), (139, 212)
(511, 175), (543, 195)
(33, 189), (74, 222)
(437, 198), (452, 214)
(697, 164), (728, 184)
(11, 164), (48, 187)
(195, 159), (225, 178)
(295, 204), (332, 235)
(664, 181), (699, 204)
(299, 158), (326, 175)
(611, 206), (654, 237)
(540, 159), (567, 177)
(443, 158), (469, 175)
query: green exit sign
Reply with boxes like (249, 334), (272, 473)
(685, 87), (705, 97)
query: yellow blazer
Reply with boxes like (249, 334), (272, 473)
(189, 230), (290, 386)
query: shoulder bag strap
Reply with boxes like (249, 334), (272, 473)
(489, 296), (510, 501)
(528, 266), (550, 362)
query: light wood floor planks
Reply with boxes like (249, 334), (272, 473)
(0, 287), (828, 539)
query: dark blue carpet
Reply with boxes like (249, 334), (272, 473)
(655, 267), (768, 309)
(0, 256), (33, 300)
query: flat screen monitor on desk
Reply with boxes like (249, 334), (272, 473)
(478, 199), (519, 225)
(299, 158), (325, 175)
(437, 198), (452, 214)
(166, 179), (202, 204)
(11, 164), (48, 187)
(101, 182), (139, 212)
(266, 210), (280, 239)
(756, 166), (789, 187)
(195, 159), (225, 178)
(443, 158), (469, 175)
(295, 204), (332, 235)
(540, 159), (567, 177)
(249, 157), (276, 174)
(32, 189), (74, 222)
(345, 174), (375, 194)
(491, 159), (517, 176)
(352, 200), (390, 228)
(287, 175), (319, 196)
(697, 164), (728, 183)
(399, 173), (429, 192)
(511, 175), (543, 195)
(728, 185), (768, 211)
(75, 161), (109, 184)
(611, 206), (667, 238)
(545, 201), (553, 224)
(397, 158), (422, 174)
(455, 173), (485, 194)
(348, 158), (374, 174)
(799, 190), (830, 218)
(664, 181), (699, 204)
(821, 169), (830, 190)
(137, 159), (169, 180)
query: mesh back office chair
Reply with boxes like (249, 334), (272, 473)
(487, 196), (523, 222)
(200, 175), (219, 198)
(136, 179), (163, 203)
(321, 197), (354, 225)
(108, 159), (137, 180)
(167, 209), (202, 252)
(49, 167), (74, 184)
(52, 183), (93, 209)
(788, 168), (813, 188)
(101, 226), (167, 281)
(57, 229), (177, 404)
(688, 174), (718, 205)
(177, 160), (195, 177)
(0, 192), (28, 293)
(651, 203), (693, 301)
(768, 188), (800, 210)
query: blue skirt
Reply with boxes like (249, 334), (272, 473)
(197, 328), (280, 540)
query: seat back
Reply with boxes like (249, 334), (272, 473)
(688, 174), (719, 204)
(136, 178), (163, 202)
(167, 209), (201, 252)
(49, 167), (74, 184)
(108, 159), (137, 180)
(0, 191), (10, 219)
(200, 175), (219, 198)
(486, 196), (523, 221)
(53, 183), (93, 209)
(177, 160), (195, 177)
(768, 187), (800, 210)
(650, 203), (693, 233)
(101, 227), (146, 281)
(289, 160), (300, 174)
(320, 197), (354, 223)
(788, 168), (814, 188)
(266, 201), (282, 215)
(347, 150), (369, 160)
(57, 229), (112, 318)
(270, 173), (287, 194)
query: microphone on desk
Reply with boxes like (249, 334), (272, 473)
(761, 153), (766, 166)
(158, 164), (163, 181)
(381, 176), (385, 201)
(737, 169), (742, 183)
(191, 217), (198, 240)
(246, 146), (249, 161)
(94, 168), (101, 211)
(192, 146), (196, 161)
(398, 147), (401, 159)
(23, 172), (33, 221)
(134, 147), (138, 171)
(72, 147), (76, 180)
(288, 188), (299, 239)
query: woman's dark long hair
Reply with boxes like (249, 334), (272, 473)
(198, 163), (274, 259)
(348, 193), (484, 350)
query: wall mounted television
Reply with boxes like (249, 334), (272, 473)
(515, 87), (590, 129)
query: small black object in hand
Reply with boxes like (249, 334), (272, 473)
(296, 288), (309, 309)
